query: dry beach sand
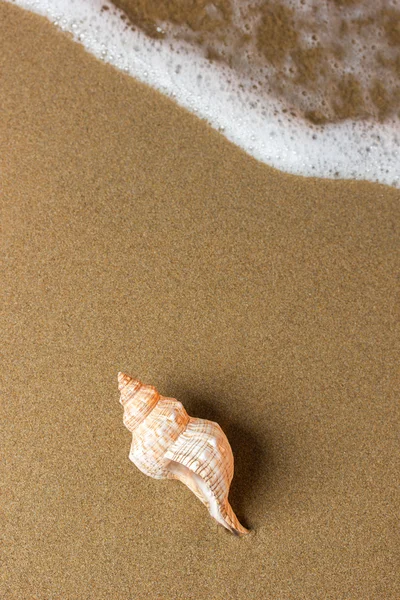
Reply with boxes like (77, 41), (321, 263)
(1, 2), (399, 599)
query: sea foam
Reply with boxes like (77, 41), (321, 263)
(6, 0), (400, 187)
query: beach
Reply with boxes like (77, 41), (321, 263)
(1, 3), (399, 599)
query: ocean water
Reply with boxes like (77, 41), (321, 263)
(6, 0), (400, 187)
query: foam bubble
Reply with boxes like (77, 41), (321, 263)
(6, 0), (400, 187)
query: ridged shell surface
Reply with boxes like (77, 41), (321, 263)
(118, 372), (248, 535)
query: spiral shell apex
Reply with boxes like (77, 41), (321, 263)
(118, 372), (249, 536)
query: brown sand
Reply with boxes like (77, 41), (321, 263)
(1, 3), (399, 599)
(110, 0), (400, 124)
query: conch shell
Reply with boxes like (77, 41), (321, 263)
(118, 373), (249, 535)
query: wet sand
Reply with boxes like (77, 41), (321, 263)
(1, 3), (399, 599)
(111, 0), (400, 124)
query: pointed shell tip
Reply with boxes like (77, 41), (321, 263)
(118, 371), (132, 391)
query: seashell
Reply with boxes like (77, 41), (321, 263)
(118, 372), (249, 535)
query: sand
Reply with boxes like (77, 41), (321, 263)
(110, 0), (400, 124)
(1, 3), (399, 599)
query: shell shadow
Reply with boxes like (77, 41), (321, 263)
(172, 386), (274, 531)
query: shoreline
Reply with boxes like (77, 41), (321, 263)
(4, 0), (400, 187)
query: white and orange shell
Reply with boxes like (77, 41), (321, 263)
(118, 372), (249, 535)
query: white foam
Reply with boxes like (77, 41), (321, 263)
(6, 0), (400, 187)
